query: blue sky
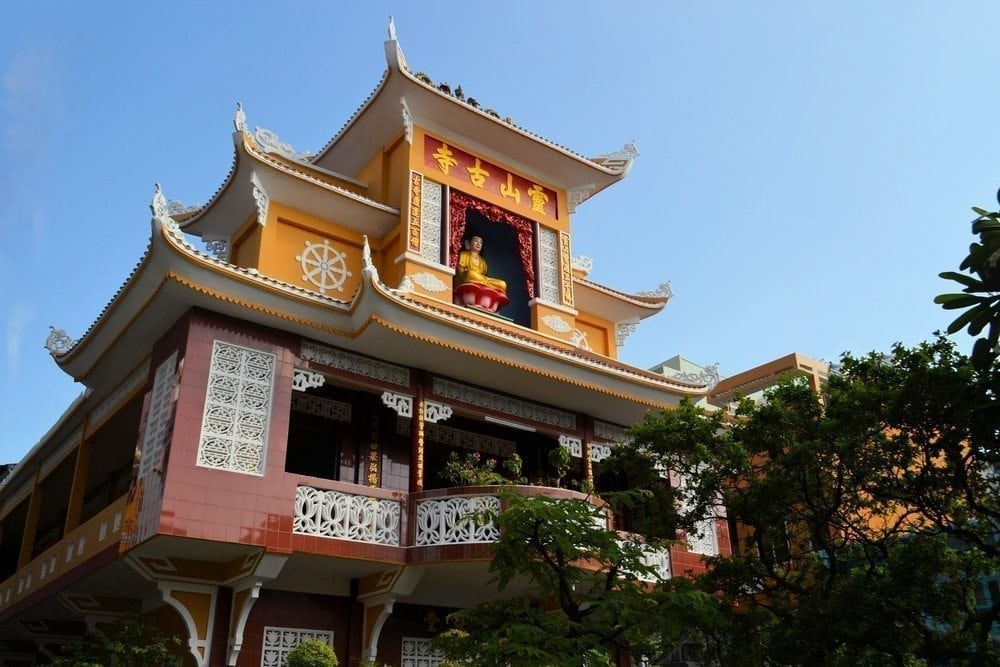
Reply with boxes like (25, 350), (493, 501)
(2, 2), (999, 462)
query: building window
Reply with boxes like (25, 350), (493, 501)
(401, 637), (446, 667)
(197, 340), (275, 475)
(261, 626), (333, 667)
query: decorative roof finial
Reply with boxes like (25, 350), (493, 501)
(44, 326), (75, 356)
(234, 102), (247, 133)
(361, 235), (380, 282)
(150, 183), (179, 231)
(388, 15), (397, 41)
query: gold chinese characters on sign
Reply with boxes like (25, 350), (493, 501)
(409, 172), (422, 251)
(424, 136), (557, 219)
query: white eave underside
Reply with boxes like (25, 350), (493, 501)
(180, 136), (399, 241)
(573, 278), (666, 323)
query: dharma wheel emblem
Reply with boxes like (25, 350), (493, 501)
(297, 240), (352, 294)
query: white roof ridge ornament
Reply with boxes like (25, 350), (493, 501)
(234, 101), (247, 134)
(150, 183), (178, 231)
(361, 235), (380, 283)
(637, 282), (674, 299)
(592, 140), (639, 174)
(663, 363), (722, 390)
(45, 326), (76, 356)
(384, 15), (408, 71)
(253, 125), (315, 162)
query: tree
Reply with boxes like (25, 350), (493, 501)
(936, 196), (1000, 372)
(433, 489), (720, 666)
(52, 612), (181, 666)
(286, 639), (338, 667)
(624, 338), (999, 665)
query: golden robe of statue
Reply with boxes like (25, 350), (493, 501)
(456, 236), (507, 293)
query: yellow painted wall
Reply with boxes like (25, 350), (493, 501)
(257, 202), (369, 299)
(574, 315), (614, 358)
(230, 216), (263, 270)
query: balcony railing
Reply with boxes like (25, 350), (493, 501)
(291, 483), (671, 579)
(293, 486), (401, 546)
(414, 494), (500, 546)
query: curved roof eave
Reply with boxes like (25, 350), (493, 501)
(179, 132), (399, 240)
(52, 215), (359, 385)
(573, 277), (669, 324)
(356, 272), (710, 423)
(53, 213), (701, 424)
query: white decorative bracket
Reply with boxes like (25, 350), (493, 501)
(250, 173), (268, 227)
(292, 368), (325, 392)
(567, 184), (596, 214)
(590, 442), (612, 463)
(571, 255), (594, 276)
(401, 97), (413, 144)
(363, 598), (395, 662)
(381, 391), (413, 418)
(559, 435), (583, 458)
(226, 554), (288, 666)
(423, 401), (453, 424)
(616, 318), (639, 347)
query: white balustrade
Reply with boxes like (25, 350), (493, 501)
(415, 494), (501, 546)
(294, 486), (400, 545)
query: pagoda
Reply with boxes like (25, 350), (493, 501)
(0, 21), (737, 666)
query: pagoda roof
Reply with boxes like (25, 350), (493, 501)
(573, 276), (670, 325)
(707, 352), (829, 406)
(310, 28), (636, 202)
(49, 193), (712, 427)
(178, 110), (400, 241)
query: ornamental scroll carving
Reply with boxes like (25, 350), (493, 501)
(396, 419), (516, 457)
(420, 179), (443, 264)
(291, 393), (351, 423)
(432, 377), (575, 429)
(423, 401), (453, 423)
(410, 272), (448, 293)
(559, 435), (583, 458)
(538, 226), (559, 303)
(196, 341), (275, 476)
(414, 495), (501, 546)
(293, 486), (400, 546)
(381, 391), (413, 418)
(594, 420), (631, 444)
(262, 628), (334, 667)
(292, 368), (325, 392)
(686, 518), (719, 556)
(301, 341), (410, 386)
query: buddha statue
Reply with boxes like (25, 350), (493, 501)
(456, 235), (507, 294)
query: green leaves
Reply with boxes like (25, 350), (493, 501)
(937, 205), (1000, 371)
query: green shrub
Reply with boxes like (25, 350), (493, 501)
(286, 639), (338, 667)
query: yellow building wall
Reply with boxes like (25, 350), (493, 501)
(230, 215), (263, 270)
(256, 202), (370, 299)
(574, 314), (614, 358)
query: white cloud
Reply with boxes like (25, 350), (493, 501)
(5, 301), (33, 380)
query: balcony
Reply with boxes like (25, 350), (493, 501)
(290, 482), (671, 578)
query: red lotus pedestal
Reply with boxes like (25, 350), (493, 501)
(453, 283), (509, 313)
